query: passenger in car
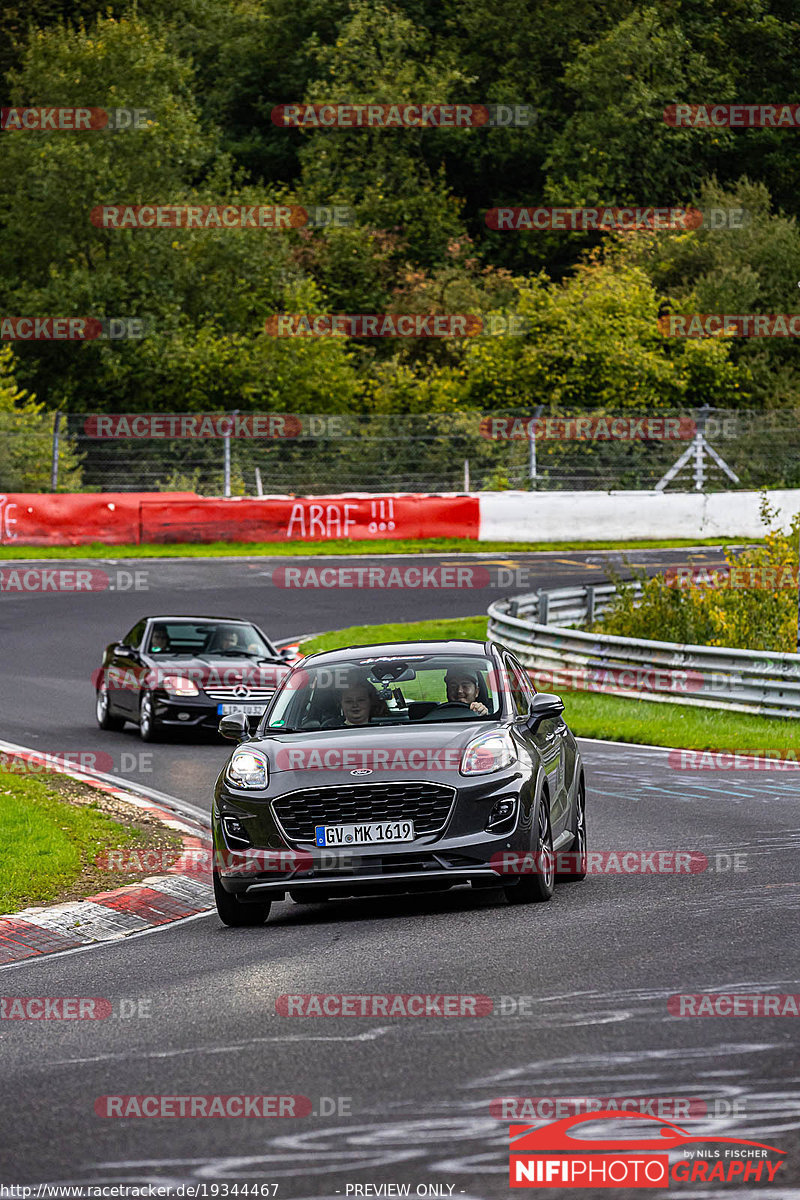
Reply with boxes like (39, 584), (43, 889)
(339, 678), (390, 726)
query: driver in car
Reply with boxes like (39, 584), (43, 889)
(443, 667), (489, 715)
(150, 625), (171, 653)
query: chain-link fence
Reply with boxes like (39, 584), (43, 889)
(3, 408), (800, 494)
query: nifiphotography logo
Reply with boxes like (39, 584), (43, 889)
(508, 1111), (786, 1188)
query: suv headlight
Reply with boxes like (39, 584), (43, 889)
(160, 675), (200, 697)
(225, 749), (269, 790)
(461, 731), (517, 776)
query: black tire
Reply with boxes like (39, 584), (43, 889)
(504, 793), (555, 904)
(213, 870), (271, 927)
(289, 890), (330, 904)
(557, 777), (587, 882)
(95, 682), (126, 732)
(138, 691), (162, 742)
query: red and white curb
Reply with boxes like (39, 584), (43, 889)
(0, 743), (214, 966)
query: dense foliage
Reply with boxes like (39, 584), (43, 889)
(596, 499), (800, 652)
(1, 0), (799, 425)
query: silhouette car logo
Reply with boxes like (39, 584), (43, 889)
(510, 1111), (785, 1154)
(234, 685), (250, 699)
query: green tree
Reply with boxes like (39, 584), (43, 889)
(0, 15), (362, 419)
(622, 178), (800, 408)
(0, 346), (82, 490)
(453, 251), (745, 410)
(297, 0), (469, 266)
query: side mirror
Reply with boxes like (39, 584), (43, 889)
(524, 692), (565, 731)
(279, 647), (296, 662)
(114, 642), (131, 655)
(219, 712), (251, 741)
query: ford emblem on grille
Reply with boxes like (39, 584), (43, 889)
(350, 768), (373, 776)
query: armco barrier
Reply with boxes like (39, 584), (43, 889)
(0, 492), (480, 546)
(488, 586), (800, 718)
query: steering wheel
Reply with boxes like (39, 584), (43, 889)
(433, 701), (475, 716)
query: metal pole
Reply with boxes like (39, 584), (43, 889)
(464, 458), (470, 492)
(529, 404), (544, 487)
(50, 412), (61, 491)
(223, 430), (231, 497)
(693, 406), (710, 492)
(223, 409), (238, 497)
(255, 466), (263, 497)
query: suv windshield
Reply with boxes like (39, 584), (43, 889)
(265, 653), (500, 731)
(147, 621), (275, 657)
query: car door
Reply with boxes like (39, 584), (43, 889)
(504, 652), (569, 839)
(108, 619), (147, 717)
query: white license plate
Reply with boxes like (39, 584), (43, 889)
(217, 703), (265, 716)
(314, 820), (415, 847)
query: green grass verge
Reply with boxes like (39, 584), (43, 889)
(303, 615), (489, 655)
(301, 616), (799, 752)
(0, 535), (743, 560)
(0, 766), (181, 914)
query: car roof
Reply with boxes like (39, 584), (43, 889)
(144, 615), (253, 624)
(301, 639), (494, 664)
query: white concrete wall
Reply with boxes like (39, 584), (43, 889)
(478, 489), (800, 542)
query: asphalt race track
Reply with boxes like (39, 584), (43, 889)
(2, 547), (799, 1197)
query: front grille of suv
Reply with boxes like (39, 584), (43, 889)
(272, 781), (456, 842)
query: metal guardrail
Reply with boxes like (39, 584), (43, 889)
(488, 585), (800, 719)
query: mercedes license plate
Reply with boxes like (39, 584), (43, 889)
(217, 703), (265, 716)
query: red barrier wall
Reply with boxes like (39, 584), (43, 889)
(0, 493), (479, 546)
(0, 492), (148, 546)
(140, 493), (479, 542)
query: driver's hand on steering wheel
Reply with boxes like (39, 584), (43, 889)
(469, 701), (489, 715)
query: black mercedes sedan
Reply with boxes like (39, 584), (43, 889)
(95, 615), (293, 741)
(211, 639), (586, 925)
